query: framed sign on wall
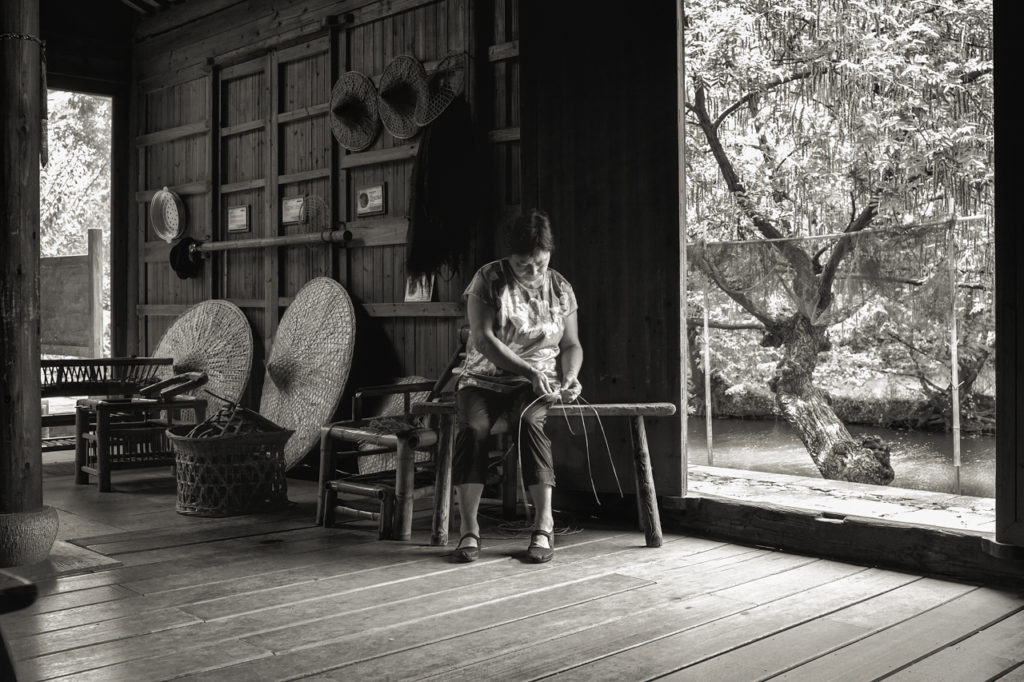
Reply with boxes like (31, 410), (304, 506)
(227, 205), (250, 233)
(356, 183), (387, 217)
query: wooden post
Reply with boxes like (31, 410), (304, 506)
(0, 0), (42, 513)
(392, 436), (416, 541)
(702, 273), (714, 466)
(430, 413), (454, 546)
(630, 415), (663, 547)
(0, 0), (58, 567)
(947, 219), (962, 495)
(676, 0), (690, 496)
(87, 228), (104, 357)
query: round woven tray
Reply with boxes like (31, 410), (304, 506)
(260, 278), (356, 470)
(153, 300), (253, 414)
(167, 425), (292, 517)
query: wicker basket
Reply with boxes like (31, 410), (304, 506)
(167, 425), (292, 517)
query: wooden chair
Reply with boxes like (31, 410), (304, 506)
(316, 374), (455, 541)
(316, 326), (525, 542)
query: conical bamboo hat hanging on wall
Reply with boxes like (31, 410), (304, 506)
(152, 300), (254, 414)
(330, 71), (381, 152)
(259, 277), (356, 470)
(414, 52), (467, 126)
(377, 55), (428, 139)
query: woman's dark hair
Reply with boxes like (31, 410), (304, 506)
(507, 208), (555, 255)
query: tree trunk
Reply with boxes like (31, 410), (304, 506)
(771, 315), (895, 485)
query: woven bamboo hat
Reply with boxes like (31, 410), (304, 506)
(153, 300), (254, 414)
(330, 71), (381, 152)
(415, 53), (467, 126)
(150, 187), (187, 243)
(260, 277), (356, 470)
(378, 55), (428, 139)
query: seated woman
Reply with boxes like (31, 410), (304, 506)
(450, 208), (583, 564)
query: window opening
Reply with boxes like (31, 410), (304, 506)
(681, 0), (995, 532)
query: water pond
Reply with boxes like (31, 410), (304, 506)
(686, 417), (996, 498)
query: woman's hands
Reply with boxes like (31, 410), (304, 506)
(529, 370), (582, 402)
(560, 375), (582, 402)
(530, 370), (558, 400)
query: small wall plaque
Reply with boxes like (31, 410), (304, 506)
(282, 196), (305, 224)
(356, 183), (386, 217)
(227, 205), (250, 233)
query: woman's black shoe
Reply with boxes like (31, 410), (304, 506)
(526, 529), (554, 563)
(451, 533), (481, 563)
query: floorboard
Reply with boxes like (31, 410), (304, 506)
(0, 465), (1021, 682)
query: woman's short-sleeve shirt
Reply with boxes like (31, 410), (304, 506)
(459, 259), (577, 392)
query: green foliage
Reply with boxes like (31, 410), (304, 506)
(684, 0), (994, 425)
(41, 91), (112, 255)
(41, 91), (113, 354)
(685, 0), (993, 240)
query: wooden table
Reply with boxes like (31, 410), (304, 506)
(413, 401), (677, 548)
(75, 396), (207, 492)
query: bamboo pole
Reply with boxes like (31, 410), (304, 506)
(193, 228), (352, 253)
(948, 219), (962, 495)
(702, 274), (714, 466)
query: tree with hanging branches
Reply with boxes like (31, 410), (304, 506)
(684, 0), (993, 484)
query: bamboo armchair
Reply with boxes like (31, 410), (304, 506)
(316, 377), (450, 540)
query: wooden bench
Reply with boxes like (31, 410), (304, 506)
(413, 401), (676, 548)
(40, 358), (173, 452)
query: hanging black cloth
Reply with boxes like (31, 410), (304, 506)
(406, 96), (478, 280)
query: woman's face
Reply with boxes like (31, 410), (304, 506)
(509, 249), (551, 286)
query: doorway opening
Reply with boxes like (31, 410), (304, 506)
(39, 90), (113, 453)
(40, 89), (112, 357)
(680, 1), (995, 534)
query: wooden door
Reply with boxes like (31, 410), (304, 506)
(994, 2), (1024, 548)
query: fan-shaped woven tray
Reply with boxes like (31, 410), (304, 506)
(260, 278), (356, 470)
(153, 300), (253, 414)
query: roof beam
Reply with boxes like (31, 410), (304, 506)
(119, 0), (151, 14)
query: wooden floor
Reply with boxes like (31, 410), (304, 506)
(2, 461), (1024, 682)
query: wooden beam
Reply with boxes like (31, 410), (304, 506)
(361, 303), (465, 318)
(662, 494), (1024, 589)
(135, 181), (209, 202)
(488, 40), (519, 62)
(340, 144), (418, 169)
(119, 0), (150, 15)
(993, 1), (1024, 547)
(278, 103), (330, 124)
(220, 119), (264, 138)
(135, 120), (209, 147)
(278, 168), (330, 186)
(0, 0), (44, 518)
(488, 127), (520, 143)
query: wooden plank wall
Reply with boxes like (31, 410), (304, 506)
(130, 0), (480, 415)
(520, 2), (683, 497)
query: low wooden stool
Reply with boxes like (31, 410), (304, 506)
(317, 420), (443, 540)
